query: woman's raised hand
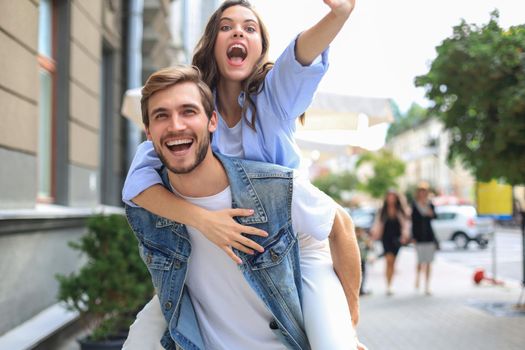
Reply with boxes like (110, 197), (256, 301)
(323, 0), (356, 18)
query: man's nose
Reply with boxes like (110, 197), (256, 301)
(167, 115), (186, 131)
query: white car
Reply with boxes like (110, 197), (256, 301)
(431, 205), (494, 249)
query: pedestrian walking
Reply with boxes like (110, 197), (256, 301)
(356, 226), (374, 295)
(371, 189), (410, 295)
(411, 181), (438, 295)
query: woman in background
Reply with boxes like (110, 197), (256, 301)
(371, 189), (409, 295)
(411, 181), (438, 295)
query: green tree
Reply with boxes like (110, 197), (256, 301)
(390, 100), (403, 121)
(415, 11), (525, 185)
(386, 103), (429, 141)
(356, 150), (406, 198)
(313, 171), (358, 202)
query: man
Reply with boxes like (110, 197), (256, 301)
(125, 65), (362, 350)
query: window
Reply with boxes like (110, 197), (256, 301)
(37, 0), (56, 202)
(436, 212), (456, 220)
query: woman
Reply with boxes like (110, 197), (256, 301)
(371, 189), (409, 295)
(411, 181), (438, 295)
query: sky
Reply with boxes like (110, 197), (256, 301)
(250, 0), (525, 112)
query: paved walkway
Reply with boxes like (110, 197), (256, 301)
(357, 246), (525, 350)
(37, 245), (525, 350)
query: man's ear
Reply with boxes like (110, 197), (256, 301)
(208, 111), (218, 133)
(145, 126), (152, 141)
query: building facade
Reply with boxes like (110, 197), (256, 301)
(0, 0), (181, 345)
(386, 117), (476, 201)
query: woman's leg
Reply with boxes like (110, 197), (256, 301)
(123, 295), (166, 350)
(415, 263), (422, 290)
(300, 246), (358, 350)
(385, 253), (396, 294)
(424, 263), (432, 295)
(415, 244), (422, 289)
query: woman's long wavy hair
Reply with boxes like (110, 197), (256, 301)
(380, 190), (409, 223)
(192, 0), (305, 130)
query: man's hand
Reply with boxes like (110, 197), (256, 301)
(195, 209), (268, 264)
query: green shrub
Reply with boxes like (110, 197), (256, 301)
(313, 171), (358, 202)
(56, 214), (153, 340)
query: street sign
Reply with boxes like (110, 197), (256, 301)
(476, 180), (513, 220)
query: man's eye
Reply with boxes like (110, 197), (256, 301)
(155, 113), (167, 119)
(183, 109), (196, 116)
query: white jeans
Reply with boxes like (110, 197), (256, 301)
(301, 243), (357, 350)
(122, 294), (165, 350)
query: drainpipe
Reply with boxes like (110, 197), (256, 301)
(125, 0), (144, 171)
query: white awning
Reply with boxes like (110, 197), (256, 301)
(295, 122), (389, 154)
(121, 87), (143, 130)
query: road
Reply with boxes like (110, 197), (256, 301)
(437, 227), (524, 283)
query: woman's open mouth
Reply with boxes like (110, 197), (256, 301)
(227, 44), (247, 65)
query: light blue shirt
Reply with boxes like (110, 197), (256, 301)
(122, 37), (329, 205)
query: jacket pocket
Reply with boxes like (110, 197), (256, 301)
(139, 242), (175, 290)
(250, 225), (296, 270)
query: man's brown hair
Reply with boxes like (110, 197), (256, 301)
(140, 65), (214, 127)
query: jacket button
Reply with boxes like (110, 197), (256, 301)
(269, 320), (279, 330)
(146, 255), (152, 264)
(270, 249), (279, 262)
(164, 301), (173, 310)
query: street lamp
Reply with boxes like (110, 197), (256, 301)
(510, 191), (525, 308)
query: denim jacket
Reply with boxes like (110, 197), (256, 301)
(125, 153), (310, 350)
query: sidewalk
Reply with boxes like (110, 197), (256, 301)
(33, 246), (525, 350)
(357, 247), (525, 350)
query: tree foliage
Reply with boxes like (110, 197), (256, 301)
(386, 102), (429, 141)
(313, 171), (358, 202)
(356, 150), (406, 198)
(415, 11), (525, 185)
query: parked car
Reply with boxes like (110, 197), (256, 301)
(431, 205), (494, 249)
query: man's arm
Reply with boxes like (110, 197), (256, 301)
(328, 206), (361, 327)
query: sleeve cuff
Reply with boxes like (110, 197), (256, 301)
(122, 168), (164, 206)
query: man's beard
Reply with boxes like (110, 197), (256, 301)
(154, 131), (210, 174)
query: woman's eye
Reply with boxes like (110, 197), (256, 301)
(220, 25), (231, 31)
(245, 26), (256, 33)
